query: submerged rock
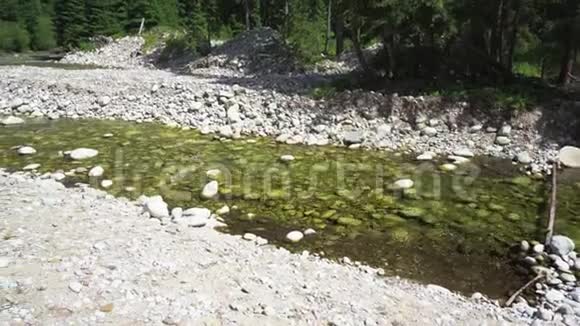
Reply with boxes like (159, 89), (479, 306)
(22, 163), (40, 171)
(560, 146), (580, 168)
(69, 148), (99, 160)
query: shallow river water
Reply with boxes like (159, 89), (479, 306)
(2, 118), (580, 298)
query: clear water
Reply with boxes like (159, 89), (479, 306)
(2, 118), (579, 298)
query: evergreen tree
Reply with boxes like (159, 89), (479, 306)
(86, 0), (124, 36)
(55, 0), (86, 47)
(32, 15), (57, 50)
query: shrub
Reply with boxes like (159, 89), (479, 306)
(0, 21), (30, 52)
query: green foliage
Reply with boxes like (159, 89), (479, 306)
(0, 21), (30, 52)
(32, 15), (56, 50)
(56, 0), (87, 47)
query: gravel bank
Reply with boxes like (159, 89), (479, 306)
(0, 171), (529, 325)
(2, 65), (578, 174)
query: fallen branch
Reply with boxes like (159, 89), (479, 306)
(545, 163), (558, 246)
(505, 274), (544, 307)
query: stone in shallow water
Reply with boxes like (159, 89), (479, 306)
(88, 166), (104, 177)
(17, 146), (36, 155)
(101, 180), (113, 188)
(286, 231), (304, 243)
(440, 163), (457, 172)
(22, 163), (40, 171)
(1, 116), (24, 125)
(416, 152), (434, 161)
(337, 217), (362, 226)
(206, 169), (222, 179)
(560, 146), (580, 168)
(392, 179), (414, 190)
(280, 155), (295, 162)
(69, 148), (99, 160)
(201, 181), (219, 199)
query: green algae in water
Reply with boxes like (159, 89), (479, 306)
(2, 118), (579, 298)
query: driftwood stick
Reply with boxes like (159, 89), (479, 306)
(545, 163), (558, 246)
(138, 18), (145, 36)
(505, 274), (544, 307)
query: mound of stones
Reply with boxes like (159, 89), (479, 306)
(60, 36), (146, 69)
(515, 235), (580, 323)
(189, 28), (300, 74)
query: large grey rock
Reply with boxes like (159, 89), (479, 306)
(495, 136), (511, 146)
(343, 130), (364, 145)
(516, 151), (532, 164)
(145, 197), (169, 218)
(550, 235), (575, 256)
(69, 148), (99, 160)
(180, 207), (211, 227)
(421, 127), (438, 137)
(560, 146), (580, 168)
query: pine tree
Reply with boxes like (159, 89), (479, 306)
(55, 0), (86, 47)
(86, 0), (124, 36)
(126, 0), (158, 31)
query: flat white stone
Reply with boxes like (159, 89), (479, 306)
(286, 231), (304, 243)
(280, 155), (295, 162)
(101, 180), (113, 188)
(1, 116), (25, 125)
(17, 146), (36, 155)
(392, 179), (414, 190)
(69, 148), (99, 160)
(201, 181), (219, 199)
(22, 163), (40, 171)
(88, 166), (104, 177)
(560, 146), (580, 168)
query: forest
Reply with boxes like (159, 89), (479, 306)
(0, 0), (579, 85)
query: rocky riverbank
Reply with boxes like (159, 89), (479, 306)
(1, 65), (579, 175)
(0, 171), (531, 325)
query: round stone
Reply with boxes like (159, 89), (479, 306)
(440, 163), (457, 172)
(280, 155), (295, 162)
(495, 136), (511, 146)
(243, 233), (257, 241)
(286, 231), (304, 243)
(17, 146), (36, 155)
(201, 181), (219, 199)
(416, 152), (435, 161)
(392, 179), (414, 190)
(69, 148), (99, 160)
(88, 166), (104, 177)
(101, 180), (113, 188)
(560, 146), (580, 168)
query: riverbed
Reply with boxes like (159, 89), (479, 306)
(2, 117), (579, 298)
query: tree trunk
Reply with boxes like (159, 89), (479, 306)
(335, 10), (344, 59)
(351, 27), (373, 76)
(558, 23), (574, 85)
(244, 0), (251, 31)
(506, 0), (521, 73)
(490, 0), (504, 62)
(324, 0), (332, 55)
(283, 0), (290, 39)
